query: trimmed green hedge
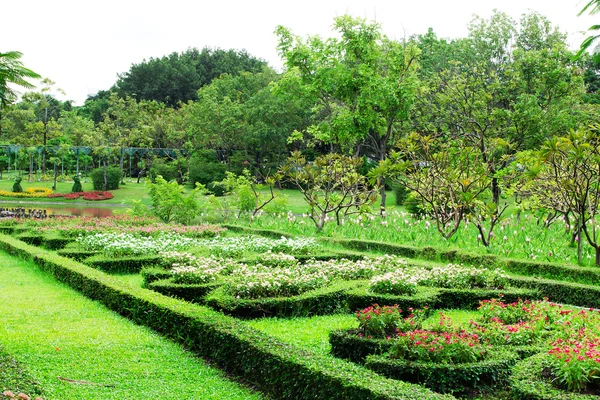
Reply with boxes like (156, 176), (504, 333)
(148, 279), (221, 303)
(330, 330), (394, 364)
(57, 249), (99, 262)
(222, 224), (295, 239)
(42, 235), (72, 250)
(510, 353), (598, 399)
(0, 225), (15, 235)
(346, 284), (537, 312)
(0, 234), (452, 400)
(504, 259), (600, 286)
(141, 267), (172, 286)
(508, 275), (600, 309)
(16, 233), (44, 247)
(365, 349), (519, 395)
(84, 254), (161, 274)
(205, 281), (355, 319)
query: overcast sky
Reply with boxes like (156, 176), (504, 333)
(4, 0), (596, 105)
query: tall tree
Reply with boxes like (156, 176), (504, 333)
(115, 47), (267, 106)
(276, 15), (420, 209)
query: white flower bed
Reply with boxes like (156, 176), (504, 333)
(197, 236), (318, 256)
(76, 232), (197, 256)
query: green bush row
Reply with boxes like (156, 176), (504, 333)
(140, 267), (172, 286)
(503, 259), (600, 286)
(346, 284), (538, 313)
(509, 354), (596, 399)
(365, 349), (519, 395)
(0, 234), (452, 400)
(221, 224), (295, 239)
(57, 249), (99, 262)
(148, 279), (221, 303)
(83, 254), (161, 274)
(41, 235), (73, 250)
(508, 275), (600, 309)
(205, 280), (353, 319)
(16, 232), (44, 247)
(329, 330), (394, 364)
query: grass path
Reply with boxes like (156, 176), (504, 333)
(0, 252), (265, 400)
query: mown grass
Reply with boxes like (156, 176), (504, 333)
(0, 343), (44, 398)
(0, 252), (265, 400)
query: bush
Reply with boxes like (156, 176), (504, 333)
(84, 254), (161, 274)
(403, 192), (426, 216)
(90, 167), (122, 190)
(189, 160), (227, 188)
(207, 181), (226, 196)
(510, 353), (597, 400)
(392, 184), (409, 206)
(148, 176), (201, 225)
(329, 329), (395, 364)
(0, 235), (450, 400)
(366, 348), (519, 395)
(150, 160), (179, 183)
(147, 278), (221, 303)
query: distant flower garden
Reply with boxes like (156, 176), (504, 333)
(0, 187), (113, 201)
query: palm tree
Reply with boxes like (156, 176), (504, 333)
(0, 51), (41, 136)
(0, 51), (41, 108)
(576, 0), (600, 59)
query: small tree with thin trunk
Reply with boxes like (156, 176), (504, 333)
(280, 151), (379, 231)
(528, 128), (600, 265)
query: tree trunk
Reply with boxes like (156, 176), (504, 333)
(103, 158), (108, 190)
(380, 178), (386, 216)
(52, 161), (57, 191)
(596, 246), (600, 267)
(491, 177), (500, 204)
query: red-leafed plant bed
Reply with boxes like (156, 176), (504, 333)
(47, 191), (114, 201)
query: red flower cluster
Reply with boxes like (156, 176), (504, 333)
(391, 329), (486, 363)
(47, 191), (114, 201)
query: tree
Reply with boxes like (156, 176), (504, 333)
(576, 0), (600, 59)
(115, 48), (267, 106)
(148, 176), (204, 225)
(527, 128), (600, 265)
(276, 15), (420, 210)
(0, 51), (40, 136)
(280, 152), (379, 231)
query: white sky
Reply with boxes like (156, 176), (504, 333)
(4, 0), (597, 105)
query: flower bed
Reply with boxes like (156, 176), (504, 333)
(47, 191), (114, 201)
(0, 189), (53, 198)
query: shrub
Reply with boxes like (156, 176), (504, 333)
(90, 167), (122, 190)
(356, 304), (427, 339)
(150, 160), (179, 183)
(189, 160), (227, 187)
(148, 176), (202, 225)
(392, 184), (409, 206)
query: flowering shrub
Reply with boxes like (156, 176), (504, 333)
(389, 330), (486, 364)
(368, 264), (508, 294)
(199, 236), (318, 257)
(547, 335), (600, 392)
(356, 304), (427, 339)
(77, 232), (198, 256)
(0, 189), (52, 198)
(369, 270), (419, 295)
(164, 253), (235, 284)
(256, 251), (298, 267)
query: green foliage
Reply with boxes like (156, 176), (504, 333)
(90, 167), (122, 190)
(0, 235), (450, 400)
(147, 175), (204, 225)
(11, 176), (22, 193)
(84, 254), (161, 274)
(281, 152), (378, 230)
(71, 174), (83, 192)
(188, 159), (227, 188)
(0, 344), (44, 398)
(149, 159), (179, 183)
(392, 184), (409, 206)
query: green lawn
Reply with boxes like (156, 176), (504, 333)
(0, 252), (265, 400)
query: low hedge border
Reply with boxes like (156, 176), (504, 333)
(0, 234), (452, 400)
(507, 275), (600, 309)
(0, 226), (15, 235)
(56, 249), (99, 262)
(42, 235), (72, 250)
(83, 254), (161, 274)
(141, 267), (172, 286)
(148, 278), (221, 303)
(221, 224), (295, 239)
(510, 353), (598, 399)
(365, 349), (519, 395)
(204, 280), (356, 319)
(330, 329), (395, 364)
(16, 233), (44, 247)
(346, 284), (537, 312)
(0, 344), (44, 398)
(503, 259), (600, 286)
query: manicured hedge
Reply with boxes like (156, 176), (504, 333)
(510, 353), (598, 400)
(0, 226), (15, 235)
(346, 285), (441, 313)
(148, 279), (221, 303)
(330, 330), (395, 364)
(140, 267), (172, 286)
(504, 259), (600, 286)
(222, 224), (295, 239)
(83, 254), (161, 274)
(508, 275), (600, 309)
(42, 235), (72, 250)
(365, 349), (519, 395)
(346, 284), (537, 312)
(205, 281), (355, 319)
(56, 249), (99, 262)
(16, 233), (44, 247)
(0, 235), (452, 400)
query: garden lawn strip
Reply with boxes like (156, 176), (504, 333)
(0, 252), (265, 400)
(246, 314), (356, 355)
(0, 343), (44, 398)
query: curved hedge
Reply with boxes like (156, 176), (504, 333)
(0, 235), (453, 400)
(330, 329), (395, 364)
(365, 348), (519, 395)
(510, 353), (599, 400)
(148, 278), (221, 303)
